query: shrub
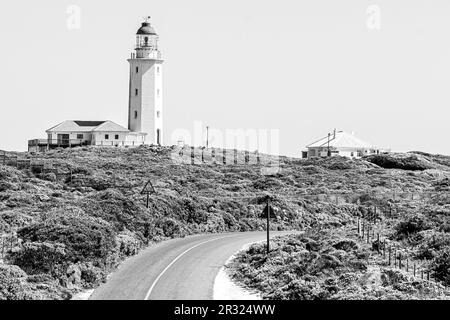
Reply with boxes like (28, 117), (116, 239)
(431, 249), (450, 286)
(0, 264), (28, 300)
(17, 208), (116, 265)
(11, 242), (67, 276)
(365, 153), (433, 171)
(395, 214), (430, 239)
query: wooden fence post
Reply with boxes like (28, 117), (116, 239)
(367, 224), (370, 243)
(413, 264), (416, 277)
(388, 247), (391, 266)
(256, 151), (260, 165)
(223, 149), (226, 165)
(377, 233), (380, 253)
(394, 250), (397, 268)
(245, 151), (249, 164)
(234, 149), (237, 165)
(362, 222), (365, 238)
(357, 217), (360, 236)
(212, 148), (216, 164)
(191, 147), (195, 165)
(399, 252), (402, 269)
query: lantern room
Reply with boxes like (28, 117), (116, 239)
(134, 17), (160, 59)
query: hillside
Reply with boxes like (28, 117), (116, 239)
(0, 146), (449, 299)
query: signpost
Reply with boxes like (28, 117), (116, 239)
(260, 197), (277, 255)
(141, 179), (157, 208)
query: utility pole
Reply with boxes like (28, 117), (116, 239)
(327, 133), (331, 157)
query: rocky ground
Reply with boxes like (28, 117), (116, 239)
(0, 146), (449, 299)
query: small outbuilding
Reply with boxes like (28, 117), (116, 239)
(303, 130), (386, 159)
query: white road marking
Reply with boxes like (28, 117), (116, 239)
(144, 235), (233, 300)
(213, 241), (264, 300)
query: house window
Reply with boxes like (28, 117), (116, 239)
(134, 111), (138, 119)
(115, 134), (119, 140)
(136, 66), (139, 73)
(351, 152), (354, 157)
(135, 88), (138, 96)
(77, 134), (83, 139)
(105, 134), (109, 140)
(157, 111), (160, 118)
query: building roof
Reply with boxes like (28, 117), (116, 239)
(137, 22), (157, 35)
(46, 120), (129, 133)
(307, 131), (375, 149)
(92, 121), (130, 132)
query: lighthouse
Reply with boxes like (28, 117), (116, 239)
(128, 17), (163, 145)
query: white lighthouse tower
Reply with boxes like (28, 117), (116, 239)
(128, 17), (163, 145)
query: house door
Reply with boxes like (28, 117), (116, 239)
(57, 134), (70, 146)
(156, 129), (161, 145)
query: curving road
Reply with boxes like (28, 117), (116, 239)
(90, 231), (297, 300)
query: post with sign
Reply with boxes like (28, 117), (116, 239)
(141, 179), (157, 208)
(260, 196), (277, 255)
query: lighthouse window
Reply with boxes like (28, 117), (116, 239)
(135, 88), (138, 96)
(134, 111), (138, 119)
(136, 67), (139, 73)
(157, 111), (160, 118)
(157, 89), (160, 97)
(157, 66), (160, 74)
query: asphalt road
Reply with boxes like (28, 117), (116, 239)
(90, 231), (297, 300)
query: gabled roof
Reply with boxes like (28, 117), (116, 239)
(92, 121), (129, 132)
(307, 131), (375, 149)
(46, 120), (129, 133)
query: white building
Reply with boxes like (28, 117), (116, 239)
(28, 17), (164, 152)
(303, 130), (386, 159)
(28, 120), (147, 153)
(128, 18), (163, 145)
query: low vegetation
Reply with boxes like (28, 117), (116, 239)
(227, 230), (450, 300)
(0, 146), (449, 299)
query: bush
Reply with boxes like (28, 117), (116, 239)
(431, 249), (450, 286)
(365, 153), (433, 171)
(11, 242), (66, 276)
(0, 264), (28, 300)
(17, 208), (116, 265)
(395, 214), (430, 239)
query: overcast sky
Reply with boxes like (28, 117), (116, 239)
(0, 0), (449, 157)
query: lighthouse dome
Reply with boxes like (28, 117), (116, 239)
(137, 22), (157, 35)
